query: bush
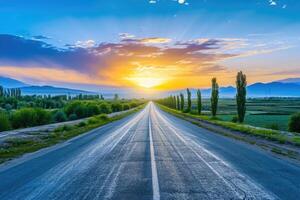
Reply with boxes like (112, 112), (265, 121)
(111, 103), (122, 112)
(65, 101), (86, 118)
(122, 104), (130, 111)
(77, 121), (87, 127)
(267, 123), (279, 130)
(68, 113), (78, 121)
(289, 113), (300, 133)
(35, 108), (52, 125)
(11, 108), (51, 129)
(130, 102), (137, 108)
(0, 112), (11, 131)
(97, 114), (108, 121)
(231, 116), (238, 123)
(86, 103), (100, 116)
(88, 118), (98, 124)
(99, 103), (112, 114)
(53, 110), (67, 122)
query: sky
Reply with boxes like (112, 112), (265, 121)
(0, 0), (300, 92)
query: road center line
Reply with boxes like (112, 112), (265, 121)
(149, 107), (160, 200)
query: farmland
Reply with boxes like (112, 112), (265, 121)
(191, 98), (300, 131)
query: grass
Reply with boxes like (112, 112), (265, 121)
(190, 98), (300, 131)
(0, 104), (145, 164)
(157, 104), (300, 147)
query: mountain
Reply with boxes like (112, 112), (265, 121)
(20, 86), (94, 95)
(171, 82), (300, 98)
(277, 78), (300, 85)
(0, 76), (28, 88)
(247, 82), (300, 97)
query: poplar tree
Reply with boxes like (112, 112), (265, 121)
(180, 93), (184, 111)
(177, 95), (180, 110)
(187, 88), (191, 112)
(211, 78), (219, 117)
(173, 96), (177, 109)
(196, 89), (202, 115)
(236, 71), (247, 123)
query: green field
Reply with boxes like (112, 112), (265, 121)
(191, 98), (300, 131)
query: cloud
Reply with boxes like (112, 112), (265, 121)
(0, 34), (290, 88)
(74, 40), (96, 48)
(32, 35), (51, 40)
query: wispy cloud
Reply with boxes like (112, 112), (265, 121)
(0, 34), (293, 88)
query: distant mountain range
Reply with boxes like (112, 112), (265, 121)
(0, 76), (94, 95)
(21, 86), (94, 96)
(0, 76), (28, 88)
(0, 76), (300, 97)
(277, 78), (300, 85)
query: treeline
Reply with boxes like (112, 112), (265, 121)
(0, 96), (144, 132)
(157, 71), (300, 133)
(157, 71), (247, 123)
(0, 86), (21, 98)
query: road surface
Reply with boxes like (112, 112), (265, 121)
(1, 102), (300, 200)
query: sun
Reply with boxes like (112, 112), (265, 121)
(128, 77), (166, 88)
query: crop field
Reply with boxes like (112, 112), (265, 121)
(191, 98), (300, 131)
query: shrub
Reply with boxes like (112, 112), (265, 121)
(88, 118), (98, 124)
(86, 103), (100, 116)
(77, 121), (87, 127)
(122, 104), (130, 110)
(55, 125), (73, 132)
(289, 113), (300, 133)
(111, 102), (122, 112)
(129, 102), (137, 108)
(97, 114), (108, 121)
(267, 123), (279, 130)
(35, 108), (52, 125)
(99, 103), (112, 114)
(68, 113), (78, 121)
(11, 108), (51, 129)
(65, 101), (87, 118)
(231, 116), (238, 123)
(53, 110), (67, 122)
(0, 112), (11, 131)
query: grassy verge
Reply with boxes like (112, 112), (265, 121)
(157, 104), (300, 147)
(0, 104), (145, 164)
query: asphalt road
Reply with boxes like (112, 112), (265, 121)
(1, 102), (300, 200)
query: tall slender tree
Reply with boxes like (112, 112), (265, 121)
(173, 96), (177, 109)
(0, 86), (3, 97)
(176, 95), (180, 110)
(211, 78), (219, 117)
(236, 71), (247, 123)
(187, 88), (192, 112)
(180, 93), (184, 111)
(196, 89), (202, 115)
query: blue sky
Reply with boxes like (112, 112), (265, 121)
(0, 0), (299, 90)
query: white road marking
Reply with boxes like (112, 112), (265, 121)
(149, 105), (160, 200)
(153, 104), (277, 199)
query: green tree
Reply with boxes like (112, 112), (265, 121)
(114, 94), (119, 101)
(186, 88), (191, 112)
(289, 112), (300, 133)
(236, 71), (247, 123)
(0, 112), (11, 131)
(180, 93), (184, 111)
(111, 102), (122, 112)
(211, 78), (219, 117)
(53, 110), (67, 122)
(99, 103), (112, 114)
(176, 95), (180, 110)
(173, 96), (177, 109)
(196, 89), (202, 115)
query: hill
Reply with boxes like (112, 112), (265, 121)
(0, 76), (28, 88)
